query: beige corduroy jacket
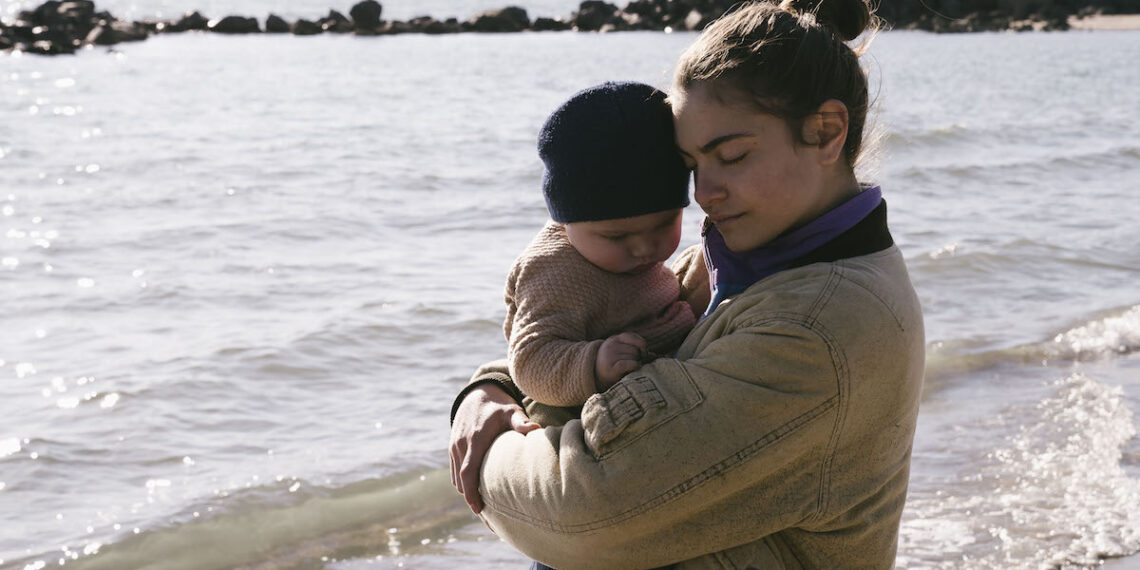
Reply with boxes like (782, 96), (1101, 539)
(473, 241), (925, 569)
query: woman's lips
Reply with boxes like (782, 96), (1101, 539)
(711, 213), (744, 227)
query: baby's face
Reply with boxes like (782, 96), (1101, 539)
(564, 209), (683, 274)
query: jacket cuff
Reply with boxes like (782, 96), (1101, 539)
(449, 372), (527, 426)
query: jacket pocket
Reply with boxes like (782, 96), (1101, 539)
(581, 360), (703, 459)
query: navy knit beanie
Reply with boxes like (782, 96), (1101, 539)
(538, 81), (691, 223)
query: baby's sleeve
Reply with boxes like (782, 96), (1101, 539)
(505, 258), (608, 407)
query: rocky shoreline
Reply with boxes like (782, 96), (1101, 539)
(1, 0), (1136, 55)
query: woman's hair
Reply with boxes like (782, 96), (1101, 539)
(673, 0), (878, 167)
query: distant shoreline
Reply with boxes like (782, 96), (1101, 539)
(1067, 13), (1140, 29)
(3, 0), (1139, 56)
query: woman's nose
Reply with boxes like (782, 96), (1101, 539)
(694, 169), (726, 209)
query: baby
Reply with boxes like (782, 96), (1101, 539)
(504, 81), (700, 413)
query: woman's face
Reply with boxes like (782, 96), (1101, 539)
(672, 83), (831, 253)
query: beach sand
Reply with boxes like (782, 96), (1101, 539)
(1067, 13), (1140, 30)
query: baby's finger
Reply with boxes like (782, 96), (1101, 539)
(615, 332), (648, 353)
(618, 341), (649, 360)
(615, 358), (641, 375)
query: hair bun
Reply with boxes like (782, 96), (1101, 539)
(780, 0), (872, 41)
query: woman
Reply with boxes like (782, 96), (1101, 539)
(449, 0), (925, 567)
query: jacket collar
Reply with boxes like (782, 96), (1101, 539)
(702, 187), (894, 317)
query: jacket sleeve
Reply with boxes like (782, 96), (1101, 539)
(506, 259), (608, 408)
(478, 314), (842, 569)
(670, 244), (710, 320)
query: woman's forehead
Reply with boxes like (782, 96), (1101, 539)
(674, 89), (779, 150)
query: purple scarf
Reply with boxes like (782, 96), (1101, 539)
(702, 186), (883, 318)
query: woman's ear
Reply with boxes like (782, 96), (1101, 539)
(801, 99), (849, 165)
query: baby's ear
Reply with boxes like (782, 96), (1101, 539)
(801, 99), (849, 166)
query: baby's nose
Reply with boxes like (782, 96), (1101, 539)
(630, 238), (654, 258)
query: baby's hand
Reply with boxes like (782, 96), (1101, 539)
(595, 332), (648, 392)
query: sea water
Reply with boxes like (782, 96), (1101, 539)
(2, 8), (1139, 570)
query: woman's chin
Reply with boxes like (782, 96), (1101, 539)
(720, 229), (767, 253)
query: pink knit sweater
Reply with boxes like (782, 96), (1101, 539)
(504, 222), (702, 407)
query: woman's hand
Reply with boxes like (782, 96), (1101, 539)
(449, 384), (540, 514)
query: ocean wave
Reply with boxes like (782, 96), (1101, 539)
(910, 240), (1136, 286)
(898, 373), (1140, 569)
(922, 305), (1140, 390)
(892, 144), (1140, 183)
(884, 122), (976, 149)
(10, 468), (469, 570)
(1044, 305), (1140, 361)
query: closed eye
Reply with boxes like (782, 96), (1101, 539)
(721, 152), (747, 165)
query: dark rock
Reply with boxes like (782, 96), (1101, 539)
(22, 0), (98, 43)
(169, 11), (208, 32)
(31, 1), (62, 26)
(426, 17), (461, 34)
(58, 1), (95, 19)
(532, 16), (571, 31)
(399, 16), (460, 33)
(378, 20), (412, 34)
(353, 24), (382, 35)
(31, 23), (79, 52)
(4, 23), (35, 44)
(319, 9), (353, 32)
(349, 0), (383, 30)
(622, 0), (656, 18)
(291, 19), (322, 35)
(136, 18), (170, 33)
(573, 1), (620, 31)
(57, 0), (97, 37)
(149, 18), (177, 32)
(1049, 16), (1071, 30)
(110, 20), (149, 41)
(265, 14), (290, 33)
(31, 38), (74, 54)
(208, 15), (260, 33)
(84, 22), (114, 43)
(85, 20), (148, 45)
(468, 6), (530, 32)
